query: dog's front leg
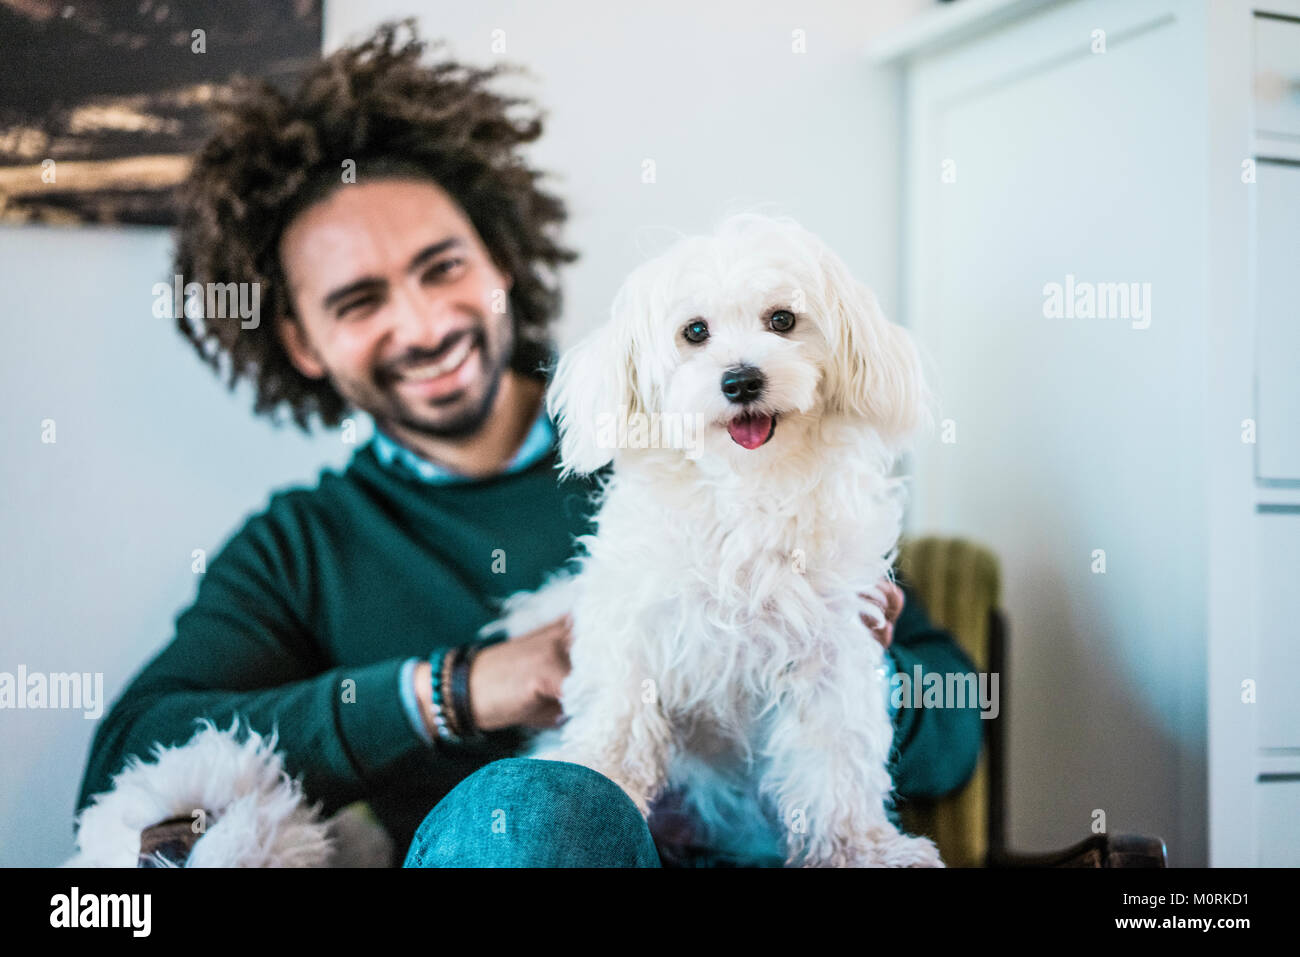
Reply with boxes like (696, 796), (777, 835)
(760, 647), (944, 868)
(530, 665), (675, 819)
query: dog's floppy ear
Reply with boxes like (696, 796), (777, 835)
(547, 283), (650, 476)
(820, 246), (931, 446)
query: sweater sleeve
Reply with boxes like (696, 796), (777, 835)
(399, 657), (436, 745)
(883, 578), (985, 801)
(75, 500), (433, 822)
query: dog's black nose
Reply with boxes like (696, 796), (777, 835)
(720, 365), (766, 404)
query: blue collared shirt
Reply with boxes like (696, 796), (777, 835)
(377, 409), (557, 746)
(372, 409), (556, 485)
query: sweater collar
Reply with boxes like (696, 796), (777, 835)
(368, 406), (556, 485)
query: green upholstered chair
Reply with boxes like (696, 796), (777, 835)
(896, 536), (1167, 868)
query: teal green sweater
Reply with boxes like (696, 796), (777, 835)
(76, 437), (983, 856)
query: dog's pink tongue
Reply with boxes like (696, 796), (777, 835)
(727, 413), (773, 450)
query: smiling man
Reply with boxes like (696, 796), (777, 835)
(278, 177), (529, 457)
(75, 21), (983, 867)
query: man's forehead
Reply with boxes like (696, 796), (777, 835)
(280, 178), (474, 296)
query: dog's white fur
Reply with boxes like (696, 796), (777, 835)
(487, 213), (943, 867)
(68, 719), (393, 867)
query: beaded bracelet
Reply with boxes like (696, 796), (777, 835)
(426, 647), (461, 745)
(429, 633), (511, 747)
(439, 643), (460, 738)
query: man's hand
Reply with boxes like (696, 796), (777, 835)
(413, 616), (572, 739)
(466, 615), (572, 732)
(859, 580), (905, 650)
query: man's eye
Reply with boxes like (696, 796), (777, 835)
(683, 319), (710, 343)
(423, 259), (465, 282)
(769, 309), (796, 333)
(337, 297), (378, 320)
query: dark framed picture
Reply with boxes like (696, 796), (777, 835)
(0, 0), (322, 225)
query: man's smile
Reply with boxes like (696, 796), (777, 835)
(391, 329), (484, 402)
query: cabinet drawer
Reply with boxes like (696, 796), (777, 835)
(1256, 15), (1300, 139)
(1257, 780), (1300, 866)
(1255, 161), (1300, 482)
(1256, 511), (1300, 749)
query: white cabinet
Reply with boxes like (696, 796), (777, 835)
(1255, 161), (1300, 482)
(1255, 13), (1300, 138)
(1256, 511), (1300, 749)
(1257, 779), (1300, 867)
(874, 0), (1299, 867)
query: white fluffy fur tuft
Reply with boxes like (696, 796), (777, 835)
(68, 718), (392, 867)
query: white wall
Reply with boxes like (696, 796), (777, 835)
(0, 0), (929, 866)
(902, 0), (1213, 866)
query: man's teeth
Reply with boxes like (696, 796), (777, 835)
(401, 336), (474, 381)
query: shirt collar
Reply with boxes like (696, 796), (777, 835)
(368, 406), (556, 485)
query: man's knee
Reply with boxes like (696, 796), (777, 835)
(404, 757), (662, 867)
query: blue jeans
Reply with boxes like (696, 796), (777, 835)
(403, 758), (784, 867)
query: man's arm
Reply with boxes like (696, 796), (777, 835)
(883, 577), (985, 800)
(76, 504), (430, 820)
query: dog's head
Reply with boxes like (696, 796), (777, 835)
(548, 214), (929, 475)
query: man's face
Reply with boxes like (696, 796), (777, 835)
(278, 177), (515, 439)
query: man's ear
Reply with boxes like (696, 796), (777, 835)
(276, 315), (327, 380)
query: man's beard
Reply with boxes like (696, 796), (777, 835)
(383, 326), (513, 441)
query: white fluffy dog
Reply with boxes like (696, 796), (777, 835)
(490, 213), (942, 868)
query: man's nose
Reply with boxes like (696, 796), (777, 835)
(389, 284), (453, 347)
(720, 365), (766, 404)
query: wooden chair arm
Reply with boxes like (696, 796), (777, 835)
(988, 833), (1168, 868)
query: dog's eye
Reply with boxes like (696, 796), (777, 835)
(769, 310), (796, 333)
(683, 319), (710, 344)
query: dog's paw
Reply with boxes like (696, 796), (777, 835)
(870, 833), (945, 868)
(794, 831), (944, 868)
(814, 832), (945, 868)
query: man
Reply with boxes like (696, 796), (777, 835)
(76, 21), (983, 867)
